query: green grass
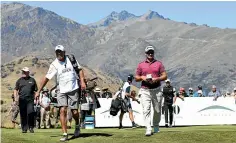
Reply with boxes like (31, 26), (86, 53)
(1, 126), (236, 143)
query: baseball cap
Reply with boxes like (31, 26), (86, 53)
(145, 46), (154, 53)
(234, 87), (236, 91)
(189, 88), (193, 91)
(127, 74), (134, 81)
(198, 85), (202, 89)
(22, 67), (30, 72)
(165, 79), (170, 83)
(55, 45), (65, 51)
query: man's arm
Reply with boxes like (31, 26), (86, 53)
(35, 77), (49, 98)
(135, 64), (146, 82)
(152, 71), (168, 83)
(79, 69), (86, 90)
(173, 88), (177, 104)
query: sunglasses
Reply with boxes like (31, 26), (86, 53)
(146, 51), (154, 55)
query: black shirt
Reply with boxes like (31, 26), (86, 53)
(15, 77), (38, 101)
(162, 85), (175, 104)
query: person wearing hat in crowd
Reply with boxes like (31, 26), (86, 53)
(231, 88), (236, 104)
(119, 74), (139, 129)
(208, 85), (221, 101)
(14, 67), (38, 133)
(223, 91), (231, 97)
(193, 85), (206, 97)
(161, 79), (177, 128)
(197, 90), (204, 97)
(231, 88), (236, 97)
(135, 45), (167, 136)
(35, 45), (86, 141)
(39, 87), (51, 129)
(188, 88), (194, 97)
(94, 87), (101, 98)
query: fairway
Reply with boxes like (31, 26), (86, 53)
(1, 126), (236, 143)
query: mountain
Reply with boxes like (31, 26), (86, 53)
(88, 10), (138, 28)
(140, 10), (165, 20)
(1, 2), (95, 63)
(1, 2), (236, 94)
(88, 10), (165, 28)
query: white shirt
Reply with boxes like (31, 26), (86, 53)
(46, 56), (82, 93)
(121, 82), (131, 99)
(40, 94), (51, 107)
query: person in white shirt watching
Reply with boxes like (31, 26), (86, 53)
(39, 87), (51, 129)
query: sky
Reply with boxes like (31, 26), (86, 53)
(2, 1), (236, 29)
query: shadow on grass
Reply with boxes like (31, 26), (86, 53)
(68, 133), (113, 140)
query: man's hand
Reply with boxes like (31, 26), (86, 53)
(35, 91), (40, 99)
(141, 76), (147, 81)
(81, 81), (86, 90)
(152, 77), (160, 83)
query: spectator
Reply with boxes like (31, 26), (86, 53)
(208, 85), (221, 101)
(135, 45), (167, 136)
(188, 88), (194, 97)
(193, 85), (206, 97)
(197, 90), (204, 97)
(223, 91), (231, 97)
(80, 92), (93, 129)
(14, 67), (38, 133)
(34, 96), (41, 129)
(39, 87), (51, 129)
(10, 93), (21, 128)
(49, 84), (60, 128)
(94, 87), (101, 98)
(177, 88), (188, 100)
(231, 88), (236, 97)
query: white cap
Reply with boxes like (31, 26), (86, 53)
(234, 87), (236, 91)
(145, 46), (154, 53)
(226, 91), (230, 94)
(22, 67), (30, 72)
(94, 87), (101, 93)
(198, 90), (203, 94)
(55, 45), (65, 51)
(189, 88), (193, 91)
(165, 79), (170, 82)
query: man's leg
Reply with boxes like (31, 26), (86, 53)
(27, 102), (35, 133)
(164, 104), (169, 127)
(119, 112), (124, 129)
(139, 88), (152, 136)
(57, 92), (69, 141)
(169, 104), (174, 127)
(19, 99), (28, 132)
(46, 111), (50, 128)
(60, 107), (68, 134)
(68, 89), (80, 137)
(40, 108), (45, 129)
(151, 89), (163, 133)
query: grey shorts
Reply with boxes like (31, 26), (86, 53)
(121, 98), (132, 113)
(57, 89), (79, 109)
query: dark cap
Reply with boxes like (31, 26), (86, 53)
(127, 74), (134, 81)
